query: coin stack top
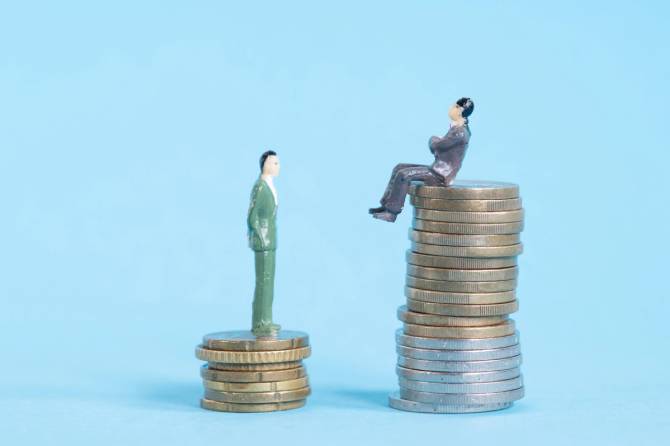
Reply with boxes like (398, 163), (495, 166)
(195, 330), (311, 412)
(389, 180), (525, 414)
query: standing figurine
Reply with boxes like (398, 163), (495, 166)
(369, 97), (475, 222)
(248, 150), (281, 336)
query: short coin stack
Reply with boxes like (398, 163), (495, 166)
(195, 330), (311, 412)
(389, 180), (525, 413)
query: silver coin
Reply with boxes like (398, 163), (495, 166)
(409, 180), (519, 200)
(407, 251), (518, 269)
(397, 355), (522, 373)
(396, 344), (521, 362)
(399, 387), (525, 405)
(396, 329), (520, 350)
(413, 219), (524, 235)
(396, 365), (521, 383)
(389, 392), (514, 413)
(414, 208), (524, 224)
(412, 242), (524, 258)
(405, 287), (516, 305)
(407, 265), (518, 282)
(406, 299), (519, 317)
(406, 276), (517, 293)
(398, 376), (524, 394)
(409, 229), (521, 247)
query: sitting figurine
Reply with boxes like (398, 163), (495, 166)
(369, 97), (474, 222)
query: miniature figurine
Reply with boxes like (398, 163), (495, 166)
(369, 97), (475, 222)
(248, 150), (281, 336)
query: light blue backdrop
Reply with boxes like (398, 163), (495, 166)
(1, 1), (668, 444)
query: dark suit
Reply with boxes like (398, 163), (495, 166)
(379, 125), (471, 214)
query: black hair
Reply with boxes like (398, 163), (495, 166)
(456, 97), (475, 118)
(259, 150), (277, 172)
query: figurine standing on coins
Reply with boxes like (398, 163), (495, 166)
(369, 97), (475, 222)
(248, 150), (281, 336)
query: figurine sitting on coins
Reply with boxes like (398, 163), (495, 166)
(369, 97), (474, 222)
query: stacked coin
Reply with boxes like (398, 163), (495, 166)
(195, 330), (311, 412)
(389, 180), (525, 414)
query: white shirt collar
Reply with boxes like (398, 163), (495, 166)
(262, 176), (278, 205)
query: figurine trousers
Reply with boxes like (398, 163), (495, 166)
(252, 250), (276, 329)
(380, 163), (444, 214)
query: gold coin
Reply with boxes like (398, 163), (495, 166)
(201, 398), (305, 413)
(412, 242), (523, 258)
(204, 386), (311, 404)
(409, 230), (520, 247)
(406, 276), (517, 293)
(411, 196), (522, 212)
(406, 251), (517, 269)
(414, 208), (524, 223)
(407, 299), (519, 317)
(404, 320), (516, 338)
(413, 219), (524, 235)
(203, 377), (309, 392)
(409, 181), (519, 200)
(203, 330), (309, 351)
(405, 287), (516, 305)
(207, 361), (302, 372)
(398, 306), (507, 327)
(195, 346), (311, 363)
(407, 265), (518, 282)
(200, 365), (307, 383)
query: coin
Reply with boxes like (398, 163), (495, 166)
(389, 393), (513, 413)
(396, 329), (520, 350)
(207, 361), (302, 371)
(414, 208), (524, 223)
(195, 346), (311, 363)
(396, 365), (521, 383)
(409, 181), (519, 200)
(398, 355), (523, 373)
(407, 265), (518, 282)
(201, 398), (306, 413)
(397, 306), (507, 327)
(406, 276), (517, 293)
(409, 230), (520, 247)
(413, 219), (524, 235)
(407, 251), (517, 269)
(399, 376), (524, 394)
(396, 344), (521, 361)
(202, 330), (309, 351)
(200, 365), (307, 383)
(404, 320), (516, 338)
(405, 287), (516, 305)
(412, 242), (523, 258)
(204, 387), (311, 404)
(399, 387), (524, 405)
(407, 299), (519, 317)
(411, 196), (522, 212)
(203, 377), (309, 392)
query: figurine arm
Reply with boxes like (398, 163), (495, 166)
(429, 133), (458, 154)
(247, 184), (271, 249)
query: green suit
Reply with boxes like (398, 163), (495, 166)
(247, 178), (278, 333)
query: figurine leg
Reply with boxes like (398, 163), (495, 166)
(380, 163), (423, 204)
(252, 250), (279, 335)
(381, 166), (441, 214)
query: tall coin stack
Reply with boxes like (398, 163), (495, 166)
(195, 330), (311, 412)
(389, 180), (525, 414)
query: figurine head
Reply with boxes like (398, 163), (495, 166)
(260, 150), (280, 177)
(449, 97), (475, 123)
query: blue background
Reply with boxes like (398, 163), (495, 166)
(1, 1), (668, 444)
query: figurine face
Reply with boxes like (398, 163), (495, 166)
(262, 155), (280, 177)
(448, 103), (464, 122)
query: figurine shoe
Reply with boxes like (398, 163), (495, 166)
(371, 210), (398, 223)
